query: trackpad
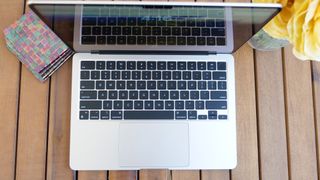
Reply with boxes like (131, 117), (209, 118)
(119, 122), (189, 167)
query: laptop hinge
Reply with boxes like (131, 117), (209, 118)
(91, 50), (217, 55)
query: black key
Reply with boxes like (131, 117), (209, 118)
(152, 27), (161, 35)
(173, 72), (181, 80)
(128, 17), (137, 26)
(92, 27), (101, 35)
(90, 111), (99, 120)
(147, 62), (156, 70)
(96, 61), (105, 69)
(197, 62), (206, 70)
(167, 37), (176, 45)
(132, 27), (141, 35)
(178, 81), (186, 90)
(157, 37), (166, 45)
(160, 91), (169, 99)
(98, 17), (107, 25)
(107, 17), (116, 25)
(98, 91), (108, 99)
(100, 111), (109, 120)
(80, 81), (94, 89)
(107, 36), (116, 44)
(182, 28), (191, 36)
(119, 91), (128, 99)
(187, 19), (196, 26)
(158, 81), (166, 89)
(177, 19), (185, 26)
(82, 27), (91, 35)
(132, 71), (141, 79)
(147, 36), (156, 45)
(217, 62), (226, 70)
(198, 115), (207, 120)
(148, 18), (157, 26)
(175, 111), (187, 119)
(157, 62), (166, 70)
(112, 27), (121, 35)
(167, 20), (176, 26)
(80, 91), (97, 99)
(127, 81), (136, 89)
(198, 81), (207, 90)
(106, 61), (115, 70)
(182, 72), (191, 80)
(106, 81), (115, 89)
(206, 19), (215, 27)
(195, 101), (205, 109)
(162, 27), (171, 35)
(142, 27), (151, 35)
(81, 36), (96, 44)
(137, 18), (147, 26)
(207, 37), (216, 46)
(216, 19), (225, 27)
(207, 62), (216, 70)
(111, 111), (122, 120)
(137, 61), (146, 70)
(175, 101), (184, 109)
(80, 101), (102, 109)
(208, 111), (217, 116)
(79, 111), (89, 120)
(127, 62), (136, 70)
(113, 101), (123, 109)
(122, 71), (131, 79)
(102, 27), (111, 35)
(155, 101), (164, 109)
(177, 37), (186, 45)
(152, 71), (161, 80)
(165, 101), (174, 109)
(217, 37), (226, 45)
(208, 81), (216, 90)
(200, 91), (209, 99)
(103, 101), (112, 109)
(137, 81), (146, 89)
(142, 71), (151, 79)
(91, 71), (100, 79)
(167, 62), (176, 70)
(192, 28), (200, 36)
(188, 81), (196, 89)
(196, 20), (205, 27)
(188, 62), (196, 70)
(186, 101), (194, 109)
(134, 101), (143, 109)
(117, 61), (126, 70)
(162, 71), (171, 80)
(197, 37), (205, 45)
(137, 36), (146, 45)
(139, 91), (148, 99)
(211, 91), (227, 99)
(122, 27), (131, 35)
(82, 17), (96, 25)
(209, 114), (217, 120)
(150, 91), (159, 99)
(80, 71), (90, 79)
(81, 61), (95, 69)
(218, 115), (228, 120)
(129, 91), (138, 99)
(192, 72), (201, 80)
(111, 71), (120, 79)
(187, 37), (196, 45)
(158, 20), (166, 26)
(178, 62), (186, 70)
(124, 111), (174, 120)
(118, 17), (127, 26)
(167, 81), (176, 90)
(211, 28), (225, 36)
(203, 72), (211, 80)
(206, 101), (227, 109)
(170, 91), (179, 99)
(172, 27), (181, 35)
(117, 36), (126, 45)
(127, 36), (136, 45)
(145, 101), (153, 109)
(218, 81), (227, 90)
(213, 72), (226, 80)
(96, 81), (105, 89)
(124, 101), (133, 109)
(108, 91), (117, 99)
(188, 111), (197, 119)
(201, 28), (210, 36)
(147, 81), (156, 89)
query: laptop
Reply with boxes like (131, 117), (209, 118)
(29, 0), (281, 170)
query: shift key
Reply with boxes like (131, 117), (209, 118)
(206, 101), (227, 109)
(80, 101), (102, 109)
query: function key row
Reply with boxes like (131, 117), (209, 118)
(81, 61), (226, 71)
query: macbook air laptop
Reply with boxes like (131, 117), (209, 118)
(29, 0), (281, 170)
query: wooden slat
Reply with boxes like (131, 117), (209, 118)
(255, 50), (289, 180)
(313, 62), (320, 176)
(283, 46), (318, 180)
(109, 170), (138, 180)
(78, 171), (108, 180)
(139, 169), (170, 180)
(0, 0), (24, 179)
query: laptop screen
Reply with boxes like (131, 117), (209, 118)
(29, 1), (281, 53)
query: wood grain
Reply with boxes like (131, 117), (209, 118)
(283, 46), (318, 180)
(0, 0), (24, 179)
(313, 62), (320, 177)
(109, 170), (138, 180)
(172, 170), (200, 180)
(139, 169), (170, 180)
(255, 50), (289, 180)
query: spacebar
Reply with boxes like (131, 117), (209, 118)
(124, 111), (174, 120)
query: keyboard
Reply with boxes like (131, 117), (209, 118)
(79, 60), (228, 120)
(80, 6), (226, 46)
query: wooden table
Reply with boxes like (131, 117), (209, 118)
(1, 0), (320, 180)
